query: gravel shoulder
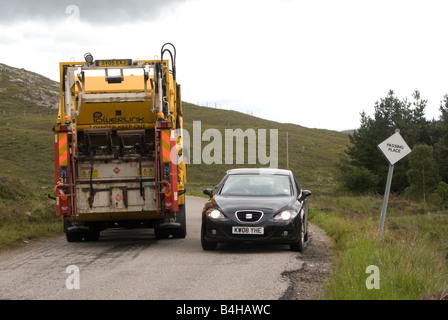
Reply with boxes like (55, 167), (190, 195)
(281, 223), (334, 300)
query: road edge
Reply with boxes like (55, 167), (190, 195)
(280, 223), (334, 300)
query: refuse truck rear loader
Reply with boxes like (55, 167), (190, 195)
(52, 43), (186, 242)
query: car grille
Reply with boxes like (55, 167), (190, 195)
(235, 210), (263, 223)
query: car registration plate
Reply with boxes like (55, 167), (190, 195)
(232, 226), (264, 235)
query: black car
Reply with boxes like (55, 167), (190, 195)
(201, 168), (311, 252)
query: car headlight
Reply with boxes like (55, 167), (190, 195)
(273, 210), (298, 221)
(207, 209), (226, 220)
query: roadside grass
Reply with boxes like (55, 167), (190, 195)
(310, 193), (448, 300)
(0, 179), (62, 250)
(0, 217), (62, 250)
(0, 114), (63, 250)
(185, 182), (213, 198)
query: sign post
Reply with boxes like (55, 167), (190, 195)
(377, 129), (411, 241)
(378, 163), (394, 241)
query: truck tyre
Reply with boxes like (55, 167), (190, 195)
(154, 228), (170, 239)
(64, 220), (100, 242)
(154, 204), (187, 239)
(85, 229), (100, 241)
(64, 220), (82, 242)
(172, 204), (186, 239)
(66, 232), (83, 242)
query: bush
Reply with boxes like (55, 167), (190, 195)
(336, 158), (379, 194)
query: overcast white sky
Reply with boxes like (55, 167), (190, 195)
(1, 0), (447, 131)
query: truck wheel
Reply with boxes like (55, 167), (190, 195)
(66, 232), (83, 242)
(64, 220), (100, 242)
(155, 204), (187, 239)
(154, 228), (170, 239)
(172, 204), (186, 239)
(85, 230), (100, 241)
(64, 220), (82, 242)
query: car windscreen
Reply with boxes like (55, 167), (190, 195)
(219, 174), (292, 196)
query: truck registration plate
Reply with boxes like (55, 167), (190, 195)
(95, 59), (132, 67)
(232, 226), (264, 235)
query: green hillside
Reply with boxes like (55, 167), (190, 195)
(0, 64), (61, 244)
(0, 63), (59, 114)
(182, 102), (349, 193)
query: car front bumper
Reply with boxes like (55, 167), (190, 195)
(202, 217), (301, 244)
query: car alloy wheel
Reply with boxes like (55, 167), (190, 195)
(290, 218), (306, 252)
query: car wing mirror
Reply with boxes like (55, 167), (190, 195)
(299, 189), (311, 201)
(203, 188), (213, 198)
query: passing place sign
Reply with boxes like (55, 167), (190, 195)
(377, 132), (411, 165)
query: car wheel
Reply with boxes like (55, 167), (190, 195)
(304, 225), (309, 242)
(201, 224), (217, 251)
(290, 219), (306, 252)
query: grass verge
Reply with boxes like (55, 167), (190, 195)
(310, 194), (448, 300)
(0, 220), (62, 250)
(0, 176), (63, 251)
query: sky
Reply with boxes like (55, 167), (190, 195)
(1, 0), (448, 131)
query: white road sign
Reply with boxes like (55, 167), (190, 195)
(377, 132), (412, 165)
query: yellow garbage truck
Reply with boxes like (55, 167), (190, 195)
(52, 43), (187, 242)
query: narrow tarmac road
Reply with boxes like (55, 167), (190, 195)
(0, 196), (332, 300)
